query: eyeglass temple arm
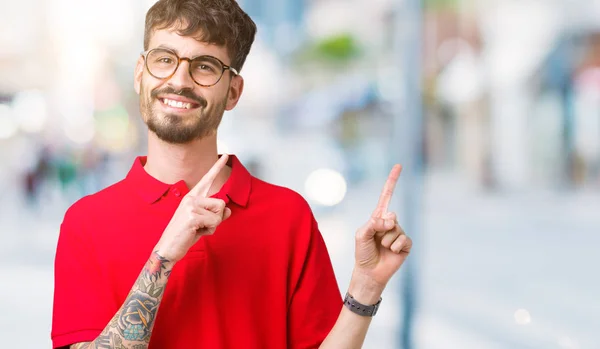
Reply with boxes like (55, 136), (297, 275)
(225, 65), (239, 76)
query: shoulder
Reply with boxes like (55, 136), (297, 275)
(62, 179), (128, 226)
(250, 176), (313, 214)
(247, 177), (321, 246)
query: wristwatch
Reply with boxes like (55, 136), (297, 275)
(343, 292), (382, 317)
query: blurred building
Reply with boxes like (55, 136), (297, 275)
(2, 1), (600, 349)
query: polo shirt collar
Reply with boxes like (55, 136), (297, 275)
(126, 155), (251, 207)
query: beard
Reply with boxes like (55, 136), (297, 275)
(140, 84), (228, 144)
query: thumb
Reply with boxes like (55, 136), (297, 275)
(375, 212), (397, 238)
(223, 207), (232, 221)
(357, 217), (395, 240)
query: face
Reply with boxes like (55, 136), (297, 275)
(134, 27), (244, 144)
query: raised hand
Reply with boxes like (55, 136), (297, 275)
(155, 154), (231, 262)
(353, 165), (413, 290)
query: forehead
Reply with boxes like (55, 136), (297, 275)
(148, 27), (230, 62)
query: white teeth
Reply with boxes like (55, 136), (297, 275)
(162, 98), (192, 109)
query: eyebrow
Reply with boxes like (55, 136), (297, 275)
(154, 44), (224, 62)
(155, 44), (178, 53)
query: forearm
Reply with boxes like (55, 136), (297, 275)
(75, 251), (174, 349)
(319, 270), (384, 349)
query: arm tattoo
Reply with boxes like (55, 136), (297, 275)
(74, 251), (173, 349)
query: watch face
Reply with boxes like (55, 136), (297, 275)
(371, 305), (378, 316)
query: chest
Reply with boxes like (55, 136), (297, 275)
(92, 203), (291, 301)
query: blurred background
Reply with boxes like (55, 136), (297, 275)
(0, 0), (599, 348)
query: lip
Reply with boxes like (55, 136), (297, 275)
(157, 94), (200, 105)
(157, 94), (202, 112)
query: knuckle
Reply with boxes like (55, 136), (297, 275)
(355, 228), (367, 240)
(369, 217), (379, 227)
(208, 214), (219, 227)
(185, 197), (198, 208)
(187, 211), (196, 221)
(205, 198), (223, 210)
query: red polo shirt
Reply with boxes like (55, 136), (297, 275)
(52, 155), (342, 349)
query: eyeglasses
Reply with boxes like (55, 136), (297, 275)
(141, 48), (239, 87)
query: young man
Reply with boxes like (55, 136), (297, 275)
(51, 0), (412, 348)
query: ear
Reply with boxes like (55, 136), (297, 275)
(225, 75), (244, 111)
(134, 56), (144, 95)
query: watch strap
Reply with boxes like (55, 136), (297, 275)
(343, 292), (382, 317)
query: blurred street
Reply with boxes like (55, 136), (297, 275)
(1, 171), (598, 349)
(3, 0), (600, 347)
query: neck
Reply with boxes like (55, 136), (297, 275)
(144, 131), (231, 197)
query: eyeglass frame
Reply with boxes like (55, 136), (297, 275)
(140, 48), (239, 87)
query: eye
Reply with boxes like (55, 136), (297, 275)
(198, 64), (215, 72)
(147, 49), (177, 65)
(192, 57), (221, 75)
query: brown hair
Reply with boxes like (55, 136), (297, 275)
(144, 0), (257, 72)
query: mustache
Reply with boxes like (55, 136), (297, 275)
(151, 87), (207, 108)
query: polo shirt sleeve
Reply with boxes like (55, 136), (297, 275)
(51, 203), (110, 348)
(288, 214), (343, 349)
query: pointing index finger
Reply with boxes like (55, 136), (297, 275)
(373, 164), (402, 218)
(189, 154), (229, 197)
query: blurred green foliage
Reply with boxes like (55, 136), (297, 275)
(313, 33), (361, 61)
(424, 0), (460, 10)
(293, 33), (362, 69)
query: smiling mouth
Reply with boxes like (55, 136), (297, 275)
(160, 98), (201, 110)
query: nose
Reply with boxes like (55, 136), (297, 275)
(167, 60), (196, 90)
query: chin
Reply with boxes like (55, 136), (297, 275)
(146, 117), (200, 144)
(154, 129), (202, 144)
